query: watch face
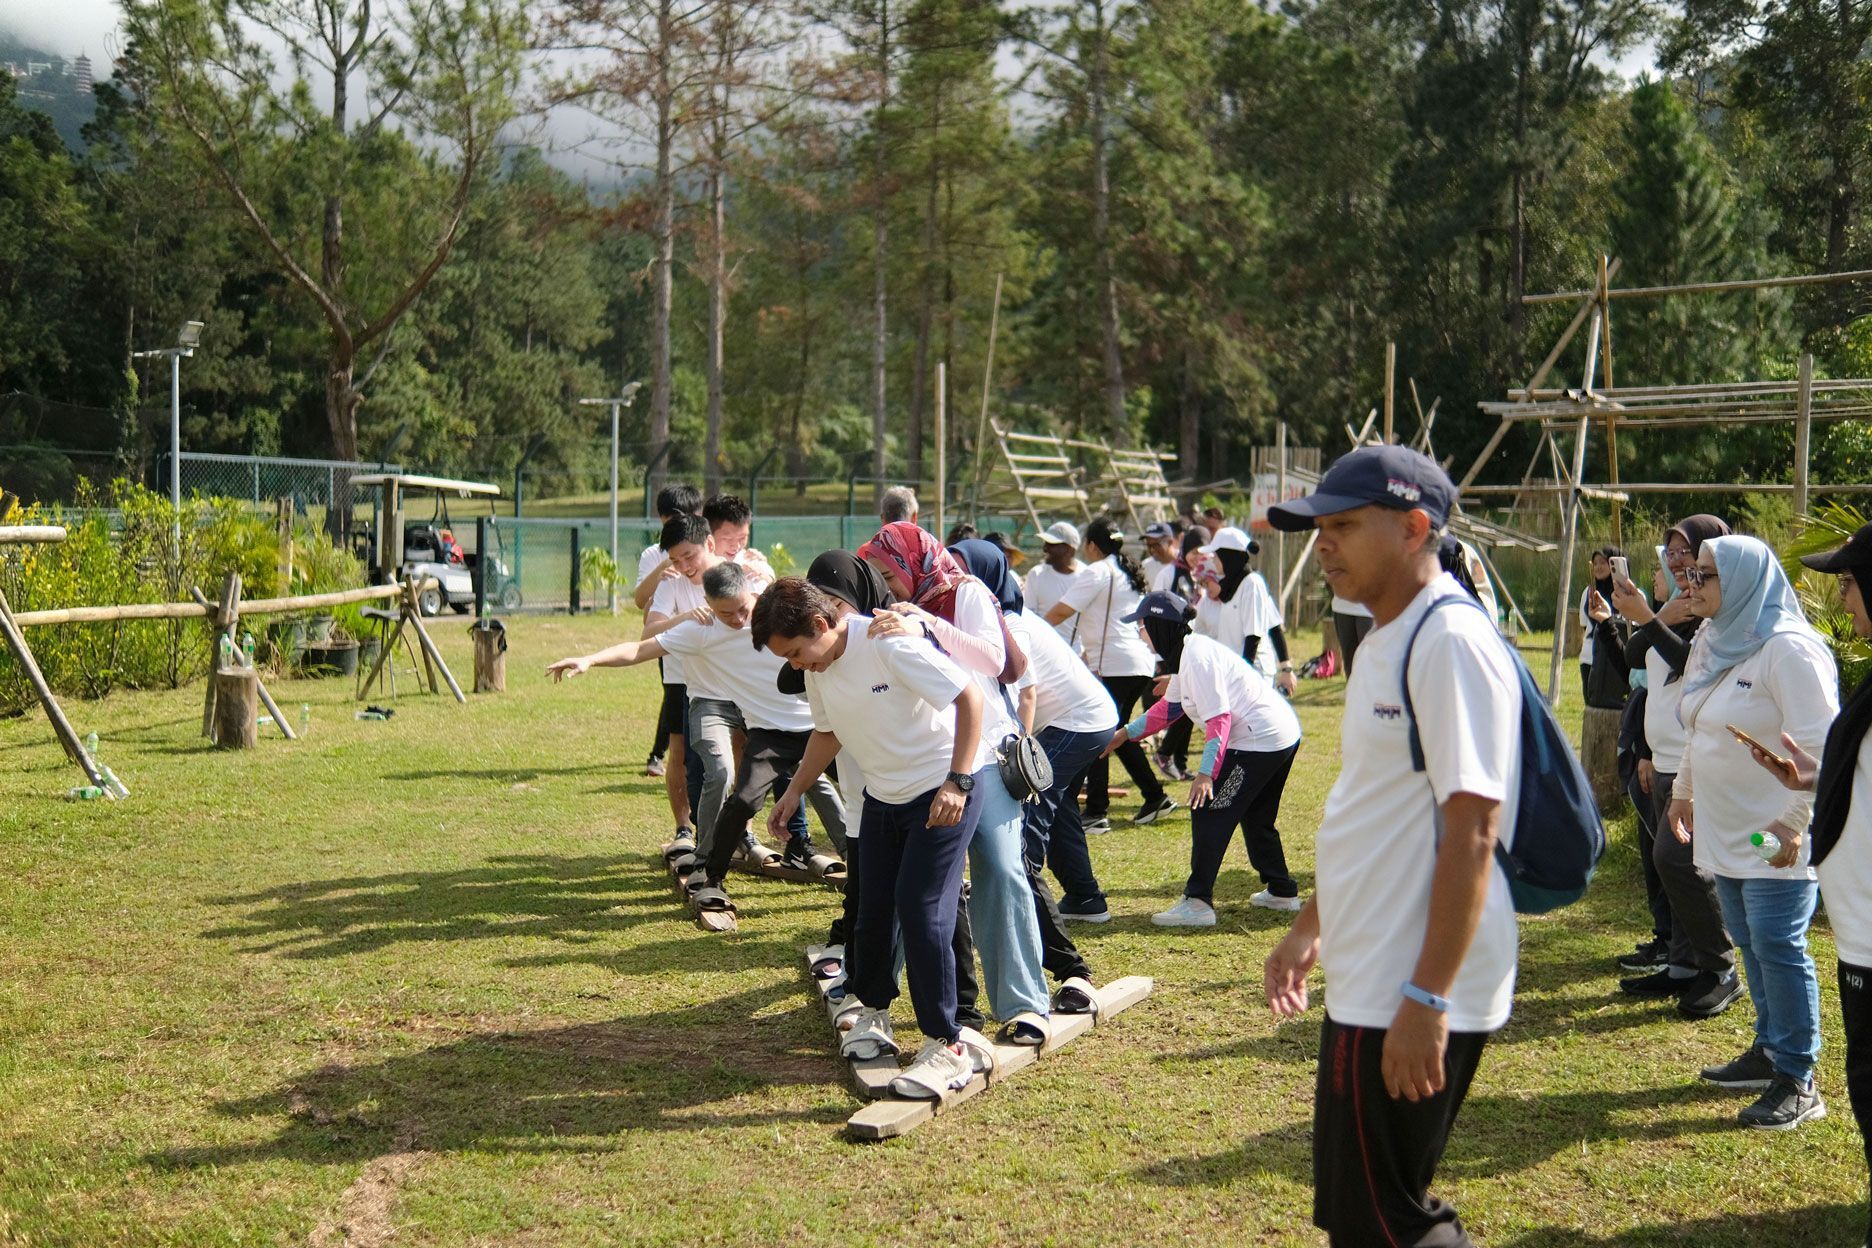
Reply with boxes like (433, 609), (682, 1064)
(950, 772), (975, 792)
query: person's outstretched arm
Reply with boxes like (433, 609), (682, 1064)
(547, 636), (666, 681)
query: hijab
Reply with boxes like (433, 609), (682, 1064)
(807, 549), (892, 615)
(858, 521), (968, 620)
(1590, 545), (1621, 612)
(1681, 535), (1813, 702)
(949, 539), (1024, 615)
(1144, 613), (1192, 674)
(1667, 514), (1730, 557)
(1215, 548), (1252, 603)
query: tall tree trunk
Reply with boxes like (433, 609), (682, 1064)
(1506, 6), (1532, 356)
(908, 89), (942, 486)
(705, 40), (729, 497)
(870, 0), (891, 497)
(1178, 352), (1200, 479)
(1089, 0), (1127, 440)
(650, 0), (676, 498)
(324, 35), (354, 462)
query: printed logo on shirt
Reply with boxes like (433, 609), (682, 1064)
(1847, 970), (1866, 993)
(1372, 702), (1403, 721)
(1735, 678), (1753, 690)
(870, 683), (890, 694)
(1386, 477), (1423, 502)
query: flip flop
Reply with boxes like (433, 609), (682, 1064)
(692, 885), (736, 913)
(1053, 976), (1098, 1016)
(811, 944), (845, 978)
(690, 885), (737, 932)
(997, 1012), (1048, 1047)
(736, 842), (782, 867)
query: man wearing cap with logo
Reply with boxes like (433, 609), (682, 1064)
(1261, 445), (1522, 1248)
(1141, 522), (1178, 592)
(1026, 521), (1086, 648)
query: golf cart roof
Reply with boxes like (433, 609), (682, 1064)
(351, 473), (501, 497)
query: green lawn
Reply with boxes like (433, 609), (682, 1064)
(0, 614), (1865, 1246)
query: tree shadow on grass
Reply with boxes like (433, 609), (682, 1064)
(201, 854), (693, 960)
(145, 981), (853, 1173)
(1500, 1203), (1865, 1246)
(381, 763), (617, 784)
(1135, 1081), (1741, 1191)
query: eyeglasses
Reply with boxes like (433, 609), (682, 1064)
(1685, 566), (1719, 588)
(1664, 546), (1693, 564)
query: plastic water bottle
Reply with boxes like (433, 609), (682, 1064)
(355, 709), (387, 721)
(299, 703), (311, 738)
(100, 766), (128, 799)
(1752, 830), (1782, 861)
(83, 731), (98, 757)
(217, 635), (234, 669)
(241, 631), (256, 667)
(67, 786), (106, 800)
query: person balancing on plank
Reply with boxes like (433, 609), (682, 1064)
(756, 577), (995, 1100)
(546, 562), (846, 908)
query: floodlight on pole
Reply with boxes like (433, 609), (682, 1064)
(580, 381), (644, 613)
(133, 320), (204, 549)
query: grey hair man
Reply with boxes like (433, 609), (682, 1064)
(879, 486), (919, 526)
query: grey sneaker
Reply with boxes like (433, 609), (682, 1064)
(1700, 1044), (1775, 1090)
(1082, 816), (1112, 835)
(1133, 795), (1178, 825)
(1738, 1075), (1826, 1130)
(1677, 971), (1745, 1018)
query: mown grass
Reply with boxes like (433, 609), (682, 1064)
(0, 613), (1864, 1246)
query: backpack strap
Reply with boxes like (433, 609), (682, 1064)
(1401, 593), (1495, 774)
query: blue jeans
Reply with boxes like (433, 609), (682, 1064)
(1713, 873), (1822, 1083)
(970, 766), (1052, 1020)
(1026, 726), (1111, 909)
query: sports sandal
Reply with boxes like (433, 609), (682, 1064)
(810, 944), (845, 979)
(840, 1007), (897, 1060)
(955, 1027), (997, 1077)
(997, 1011), (1048, 1047)
(890, 1039), (973, 1100)
(662, 832), (695, 862)
(1053, 976), (1098, 1016)
(807, 853), (846, 880)
(738, 841), (782, 867)
(691, 886), (736, 914)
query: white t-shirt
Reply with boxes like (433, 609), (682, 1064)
(1151, 561), (1180, 594)
(647, 573), (706, 686)
(1680, 630), (1837, 880)
(1167, 633), (1301, 754)
(947, 580), (1022, 746)
(1060, 556), (1156, 677)
(1642, 643), (1690, 773)
(657, 616), (811, 733)
(1315, 574), (1522, 1033)
(833, 749), (868, 841)
(1025, 562), (1084, 646)
(1009, 610), (1118, 735)
(1142, 556), (1172, 591)
(1331, 595), (1373, 620)
(1820, 737), (1872, 966)
(805, 620), (990, 805)
(636, 543), (666, 586)
(1193, 576), (1280, 676)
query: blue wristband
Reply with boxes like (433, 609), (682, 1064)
(1400, 981), (1451, 1013)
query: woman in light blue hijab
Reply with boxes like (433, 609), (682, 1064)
(1669, 533), (1840, 1130)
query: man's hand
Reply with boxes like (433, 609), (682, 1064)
(1101, 726), (1131, 758)
(1264, 926), (1319, 1018)
(1636, 757), (1655, 796)
(683, 605), (716, 628)
(927, 780), (966, 827)
(546, 656), (590, 682)
(1276, 669), (1298, 697)
(1667, 797), (1694, 844)
(1188, 772), (1214, 808)
(1748, 732), (1819, 793)
(1765, 817), (1806, 869)
(1382, 999), (1450, 1102)
(767, 790), (802, 841)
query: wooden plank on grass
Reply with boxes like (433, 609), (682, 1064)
(805, 945), (898, 1099)
(845, 975), (1153, 1141)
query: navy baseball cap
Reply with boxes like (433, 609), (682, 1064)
(1267, 445), (1457, 532)
(1142, 521), (1174, 541)
(1121, 590), (1191, 624)
(1800, 523), (1872, 576)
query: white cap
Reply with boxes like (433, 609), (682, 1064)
(1199, 525), (1252, 555)
(1039, 521), (1081, 548)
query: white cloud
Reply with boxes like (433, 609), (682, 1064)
(3, 0), (123, 59)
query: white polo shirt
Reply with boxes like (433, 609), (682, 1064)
(1167, 633), (1300, 754)
(1315, 573), (1521, 1034)
(1059, 556), (1156, 677)
(805, 620), (990, 805)
(1009, 610), (1118, 735)
(1025, 562), (1084, 646)
(647, 573), (705, 686)
(657, 616), (812, 733)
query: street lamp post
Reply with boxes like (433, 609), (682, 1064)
(579, 382), (643, 613)
(132, 320), (204, 550)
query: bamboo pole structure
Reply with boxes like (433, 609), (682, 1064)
(1598, 253), (1623, 547)
(935, 361), (947, 540)
(1526, 265), (1872, 306)
(1796, 353), (1814, 519)
(968, 273), (1004, 520)
(1383, 342), (1396, 444)
(0, 526), (71, 545)
(12, 581), (405, 629)
(1548, 306), (1602, 706)
(0, 585), (113, 794)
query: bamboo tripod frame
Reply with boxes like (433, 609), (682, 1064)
(1460, 257), (1872, 705)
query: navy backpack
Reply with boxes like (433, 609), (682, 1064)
(1401, 594), (1607, 913)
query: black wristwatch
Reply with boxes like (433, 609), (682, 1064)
(946, 771), (975, 793)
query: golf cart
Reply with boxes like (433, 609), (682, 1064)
(350, 473), (514, 615)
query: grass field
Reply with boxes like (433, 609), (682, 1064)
(1, 613), (1866, 1246)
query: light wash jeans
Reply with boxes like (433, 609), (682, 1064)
(969, 766), (1051, 1020)
(1713, 873), (1822, 1083)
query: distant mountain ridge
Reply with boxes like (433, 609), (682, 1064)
(1, 24), (97, 153)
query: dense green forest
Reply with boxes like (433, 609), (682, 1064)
(5, 0), (1872, 507)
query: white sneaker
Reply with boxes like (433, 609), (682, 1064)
(1151, 896), (1217, 927)
(840, 1007), (897, 1060)
(890, 1038), (973, 1099)
(1251, 890), (1304, 912)
(955, 1026), (997, 1076)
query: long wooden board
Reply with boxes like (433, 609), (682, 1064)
(845, 975), (1153, 1141)
(804, 944), (898, 1098)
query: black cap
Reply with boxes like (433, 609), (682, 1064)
(1267, 445), (1457, 532)
(1800, 523), (1872, 575)
(777, 665), (806, 696)
(1121, 590), (1191, 624)
(1142, 521), (1174, 541)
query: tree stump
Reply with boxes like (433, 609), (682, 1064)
(471, 620), (506, 694)
(212, 666), (259, 749)
(1580, 704), (1625, 814)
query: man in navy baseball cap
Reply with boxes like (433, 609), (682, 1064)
(1267, 444), (1456, 533)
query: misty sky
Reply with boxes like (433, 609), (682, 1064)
(6, 0), (120, 58)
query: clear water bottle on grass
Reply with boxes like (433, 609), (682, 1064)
(300, 703), (311, 737)
(67, 786), (106, 801)
(83, 731), (98, 756)
(1752, 830), (1782, 861)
